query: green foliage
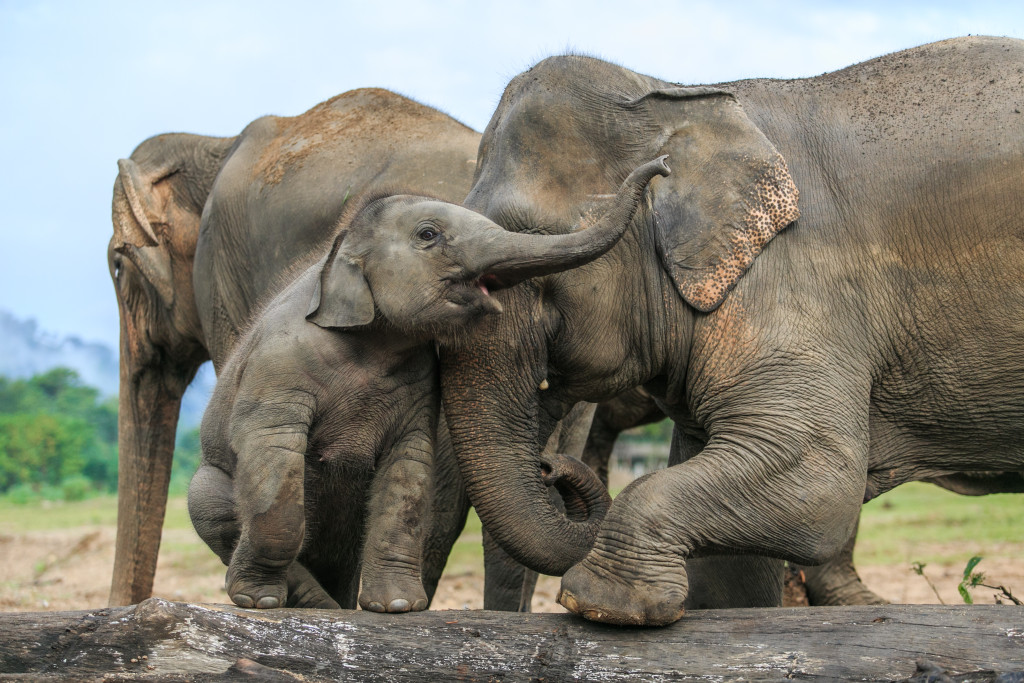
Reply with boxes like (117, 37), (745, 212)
(910, 560), (945, 604)
(0, 413), (87, 490)
(61, 475), (94, 502)
(620, 418), (672, 443)
(958, 555), (985, 604)
(0, 368), (118, 497)
(170, 426), (202, 494)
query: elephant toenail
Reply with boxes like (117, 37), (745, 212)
(412, 599), (428, 612)
(233, 594), (255, 608)
(256, 596), (279, 609)
(388, 598), (411, 612)
(557, 590), (579, 612)
(366, 602), (386, 612)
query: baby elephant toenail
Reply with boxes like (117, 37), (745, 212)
(233, 594), (255, 608)
(366, 602), (386, 612)
(256, 596), (280, 609)
(388, 598), (411, 612)
(412, 599), (428, 612)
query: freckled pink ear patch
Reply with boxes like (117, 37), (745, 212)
(678, 154), (799, 312)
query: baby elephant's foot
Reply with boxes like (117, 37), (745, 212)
(225, 564), (288, 610)
(558, 553), (689, 626)
(359, 572), (428, 614)
(286, 563), (341, 609)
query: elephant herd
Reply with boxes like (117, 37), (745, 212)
(109, 36), (1023, 626)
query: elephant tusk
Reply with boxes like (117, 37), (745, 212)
(539, 379), (549, 390)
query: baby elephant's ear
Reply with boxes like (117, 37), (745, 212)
(306, 248), (375, 329)
(638, 87), (799, 312)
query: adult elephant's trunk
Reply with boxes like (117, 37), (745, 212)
(439, 158), (668, 575)
(444, 384), (609, 575)
(108, 335), (194, 606)
(441, 304), (611, 576)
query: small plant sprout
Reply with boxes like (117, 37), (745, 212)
(958, 556), (1022, 606)
(910, 561), (945, 604)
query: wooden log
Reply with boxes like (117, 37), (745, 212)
(0, 599), (1021, 681)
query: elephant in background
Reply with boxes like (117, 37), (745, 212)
(307, 36), (1024, 625)
(108, 88), (480, 606)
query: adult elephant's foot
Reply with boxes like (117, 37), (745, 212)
(358, 571), (428, 613)
(801, 562), (888, 606)
(557, 550), (689, 626)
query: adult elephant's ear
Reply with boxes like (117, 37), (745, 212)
(636, 87), (799, 312)
(112, 158), (176, 307)
(306, 243), (375, 329)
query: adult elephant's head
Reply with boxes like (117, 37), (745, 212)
(108, 133), (233, 605)
(312, 54), (798, 576)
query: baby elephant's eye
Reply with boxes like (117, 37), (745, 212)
(418, 226), (439, 241)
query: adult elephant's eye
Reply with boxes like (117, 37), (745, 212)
(418, 226), (439, 241)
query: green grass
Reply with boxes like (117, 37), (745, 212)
(0, 482), (1018, 570)
(855, 481), (1023, 565)
(0, 493), (194, 533)
(443, 508), (484, 576)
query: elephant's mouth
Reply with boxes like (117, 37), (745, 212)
(473, 273), (509, 295)
(440, 273), (508, 316)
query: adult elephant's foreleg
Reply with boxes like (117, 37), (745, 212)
(559, 388), (868, 626)
(669, 428), (785, 610)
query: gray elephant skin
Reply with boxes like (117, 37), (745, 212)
(586, 388), (1022, 606)
(108, 89), (480, 606)
(310, 36), (1024, 625)
(191, 207), (610, 612)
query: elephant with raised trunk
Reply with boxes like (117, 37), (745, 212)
(108, 89), (480, 606)
(189, 199), (609, 612)
(312, 36), (1024, 625)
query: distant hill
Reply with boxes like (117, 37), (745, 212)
(0, 310), (213, 428)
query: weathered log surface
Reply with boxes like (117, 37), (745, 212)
(0, 599), (1021, 681)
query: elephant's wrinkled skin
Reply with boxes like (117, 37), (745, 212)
(108, 89), (480, 606)
(190, 200), (609, 612)
(315, 37), (1024, 625)
(190, 250), (441, 612)
(587, 389), (1023, 606)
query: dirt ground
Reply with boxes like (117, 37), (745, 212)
(1, 524), (1020, 613)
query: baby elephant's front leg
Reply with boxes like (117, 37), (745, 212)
(228, 450), (307, 609)
(359, 453), (432, 613)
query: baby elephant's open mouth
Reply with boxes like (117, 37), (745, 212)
(473, 273), (508, 295)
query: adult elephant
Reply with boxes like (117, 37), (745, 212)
(310, 37), (1024, 625)
(108, 89), (480, 606)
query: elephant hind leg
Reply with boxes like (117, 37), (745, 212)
(285, 562), (340, 609)
(188, 464), (240, 566)
(483, 525), (539, 612)
(799, 515), (887, 606)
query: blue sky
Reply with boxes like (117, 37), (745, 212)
(2, 0), (1023, 349)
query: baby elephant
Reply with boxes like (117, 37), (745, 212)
(188, 199), (606, 613)
(189, 226), (449, 613)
